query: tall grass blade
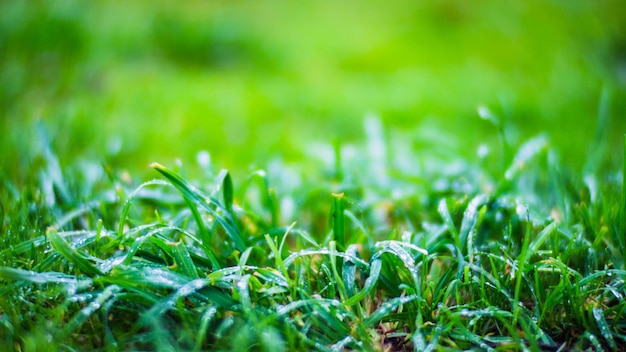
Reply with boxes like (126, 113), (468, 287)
(513, 208), (531, 325)
(332, 193), (345, 249)
(438, 199), (460, 249)
(152, 163), (246, 252)
(241, 170), (278, 228)
(342, 244), (358, 297)
(218, 169), (235, 217)
(117, 179), (169, 239)
(459, 194), (489, 254)
(621, 134), (626, 242)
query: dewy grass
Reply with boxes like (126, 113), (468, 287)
(0, 122), (625, 351)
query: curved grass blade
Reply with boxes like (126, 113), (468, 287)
(61, 285), (121, 339)
(343, 257), (381, 306)
(364, 294), (418, 327)
(528, 220), (558, 254)
(47, 228), (103, 276)
(0, 266), (89, 286)
(503, 134), (548, 181)
(459, 194), (489, 253)
(117, 179), (169, 240)
(142, 278), (211, 318)
(438, 199), (460, 249)
(152, 163), (245, 252)
(283, 248), (369, 269)
(240, 170), (279, 228)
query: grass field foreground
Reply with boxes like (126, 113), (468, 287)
(0, 118), (625, 351)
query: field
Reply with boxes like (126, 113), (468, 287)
(1, 1), (626, 351)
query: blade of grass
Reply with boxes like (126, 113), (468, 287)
(331, 193), (345, 250)
(343, 257), (381, 306)
(168, 240), (199, 279)
(61, 285), (121, 340)
(592, 307), (618, 350)
(459, 194), (489, 255)
(513, 205), (531, 325)
(194, 306), (217, 351)
(264, 234), (289, 285)
(0, 267), (89, 286)
(364, 294), (418, 328)
(217, 169), (234, 217)
(240, 170), (279, 228)
(117, 179), (169, 240)
(152, 163), (245, 253)
(342, 244), (358, 297)
(47, 227), (103, 276)
(621, 134), (626, 242)
(528, 220), (558, 254)
(438, 198), (461, 250)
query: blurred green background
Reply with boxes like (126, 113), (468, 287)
(1, 0), (625, 183)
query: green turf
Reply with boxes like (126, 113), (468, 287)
(1, 1), (626, 351)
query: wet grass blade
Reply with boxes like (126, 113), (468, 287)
(61, 285), (121, 339)
(513, 207), (531, 325)
(364, 295), (418, 328)
(592, 307), (618, 351)
(152, 163), (246, 252)
(0, 267), (88, 285)
(342, 244), (358, 297)
(459, 194), (489, 254)
(47, 228), (103, 276)
(438, 198), (460, 249)
(117, 179), (169, 239)
(168, 240), (199, 279)
(343, 257), (381, 306)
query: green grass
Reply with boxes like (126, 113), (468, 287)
(1, 1), (626, 350)
(1, 118), (625, 351)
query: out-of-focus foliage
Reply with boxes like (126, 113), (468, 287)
(1, 0), (625, 180)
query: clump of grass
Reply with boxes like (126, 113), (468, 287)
(0, 120), (624, 351)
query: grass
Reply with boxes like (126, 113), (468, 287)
(1, 1), (626, 351)
(1, 116), (625, 351)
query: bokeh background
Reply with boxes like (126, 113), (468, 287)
(1, 0), (625, 183)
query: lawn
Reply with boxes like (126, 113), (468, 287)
(1, 1), (626, 351)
